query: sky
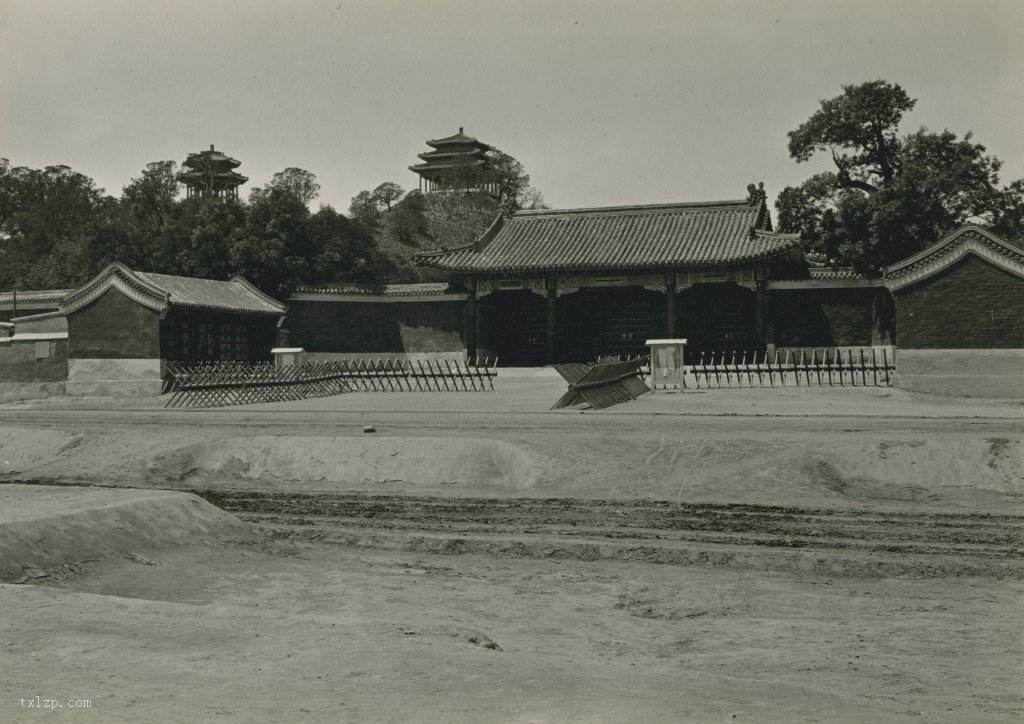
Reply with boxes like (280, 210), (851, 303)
(2, 0), (1022, 214)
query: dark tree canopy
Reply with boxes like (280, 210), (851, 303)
(0, 159), (394, 296)
(253, 167), (321, 207)
(778, 80), (1024, 273)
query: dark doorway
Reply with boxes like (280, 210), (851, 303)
(479, 290), (547, 366)
(559, 287), (666, 362)
(680, 283), (757, 359)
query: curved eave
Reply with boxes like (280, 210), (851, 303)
(166, 301), (284, 315)
(882, 225), (1024, 291)
(60, 263), (170, 316)
(418, 248), (797, 276)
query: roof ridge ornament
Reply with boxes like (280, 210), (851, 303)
(746, 182), (766, 206)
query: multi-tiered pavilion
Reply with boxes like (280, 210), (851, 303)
(178, 145), (248, 200)
(409, 128), (499, 195)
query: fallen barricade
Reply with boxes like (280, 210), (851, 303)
(163, 357), (498, 408)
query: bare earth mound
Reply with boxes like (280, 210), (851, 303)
(145, 435), (543, 491)
(0, 484), (256, 581)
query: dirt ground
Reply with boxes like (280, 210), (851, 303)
(1, 377), (1023, 721)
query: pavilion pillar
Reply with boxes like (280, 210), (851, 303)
(466, 282), (478, 362)
(546, 279), (558, 365)
(665, 272), (677, 337)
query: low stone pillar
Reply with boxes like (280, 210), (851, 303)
(271, 347), (305, 368)
(646, 338), (688, 391)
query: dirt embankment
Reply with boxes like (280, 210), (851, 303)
(0, 484), (256, 581)
(1, 424), (1023, 511)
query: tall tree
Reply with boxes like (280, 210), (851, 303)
(257, 167), (321, 207)
(0, 162), (109, 288)
(371, 182), (404, 210)
(778, 80), (1024, 273)
(230, 186), (314, 294)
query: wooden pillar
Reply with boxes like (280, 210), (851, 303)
(546, 279), (557, 365)
(755, 279), (769, 352)
(665, 272), (677, 338)
(466, 283), (478, 362)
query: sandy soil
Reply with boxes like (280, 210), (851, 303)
(1, 383), (1022, 513)
(4, 541), (1022, 723)
(1, 382), (1023, 721)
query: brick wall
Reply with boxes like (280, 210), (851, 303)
(772, 288), (885, 348)
(286, 299), (465, 354)
(894, 254), (1024, 349)
(0, 338), (68, 382)
(67, 288), (161, 359)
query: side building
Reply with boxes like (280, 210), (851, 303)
(1, 264), (286, 396)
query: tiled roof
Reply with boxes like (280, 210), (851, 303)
(426, 129), (491, 148)
(292, 283), (454, 297)
(416, 199), (800, 275)
(0, 289), (72, 306)
(60, 263), (286, 317)
(182, 146), (242, 169)
(136, 272), (286, 313)
(409, 159), (487, 173)
(809, 267), (863, 280)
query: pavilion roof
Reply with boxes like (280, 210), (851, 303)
(416, 198), (800, 275)
(182, 147), (242, 170)
(426, 129), (493, 149)
(409, 159), (487, 174)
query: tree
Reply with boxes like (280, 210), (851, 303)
(0, 162), (109, 289)
(256, 167), (321, 207)
(778, 80), (1024, 273)
(348, 190), (382, 229)
(305, 205), (394, 288)
(371, 182), (404, 210)
(230, 186), (313, 295)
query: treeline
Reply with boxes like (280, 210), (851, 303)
(0, 150), (545, 295)
(0, 161), (394, 295)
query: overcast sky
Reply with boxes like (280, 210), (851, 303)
(2, 0), (1022, 214)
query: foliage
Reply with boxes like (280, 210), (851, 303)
(0, 160), (109, 289)
(371, 182), (404, 210)
(0, 161), (394, 297)
(348, 146), (545, 282)
(252, 167), (321, 207)
(778, 80), (1024, 273)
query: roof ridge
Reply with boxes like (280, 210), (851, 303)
(514, 200), (751, 217)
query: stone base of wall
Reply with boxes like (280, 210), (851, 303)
(66, 358), (165, 397)
(303, 351), (468, 364)
(894, 349), (1024, 398)
(0, 382), (65, 403)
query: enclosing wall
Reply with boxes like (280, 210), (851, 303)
(893, 255), (1024, 349)
(287, 299), (465, 356)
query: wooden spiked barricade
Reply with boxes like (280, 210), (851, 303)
(334, 357), (497, 392)
(551, 356), (651, 410)
(688, 349), (895, 389)
(164, 357), (498, 408)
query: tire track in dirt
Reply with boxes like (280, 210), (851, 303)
(194, 490), (1024, 578)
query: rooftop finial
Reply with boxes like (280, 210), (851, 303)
(459, 126), (464, 134)
(746, 181), (766, 206)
